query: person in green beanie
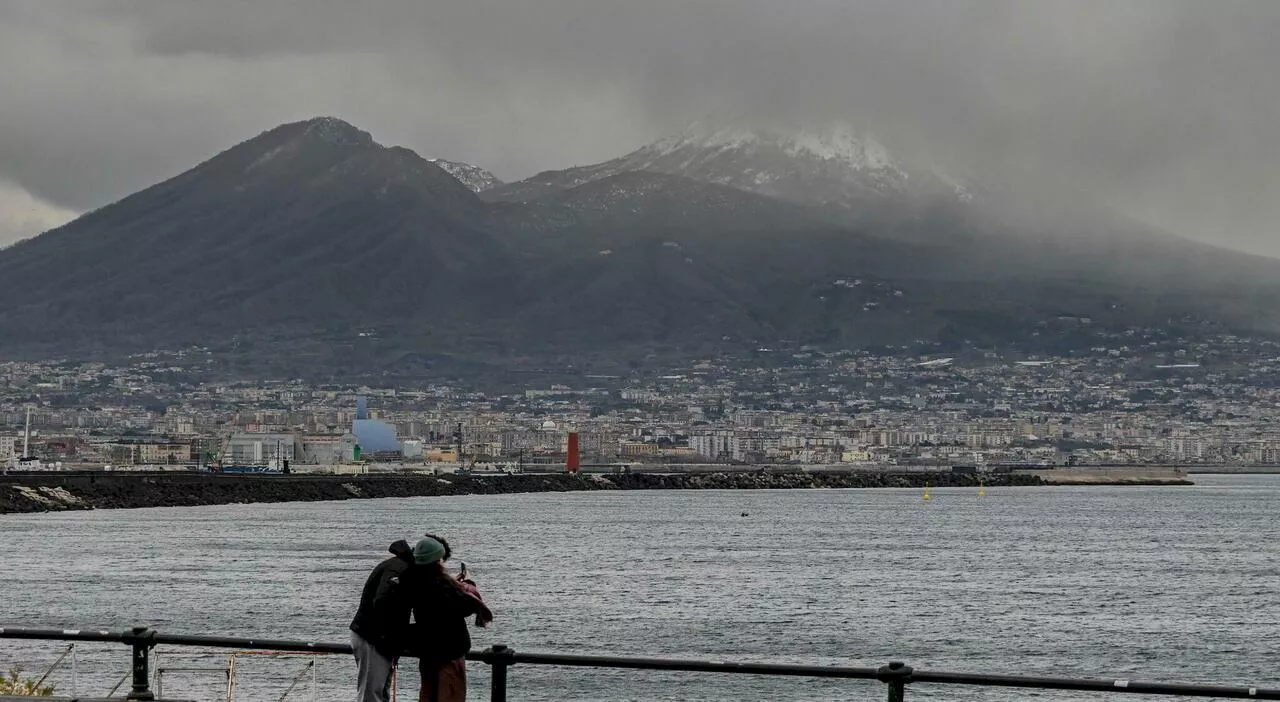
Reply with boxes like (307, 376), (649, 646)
(413, 536), (447, 566)
(408, 535), (493, 702)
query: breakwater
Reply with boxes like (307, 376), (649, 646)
(0, 470), (1048, 514)
(1014, 466), (1191, 485)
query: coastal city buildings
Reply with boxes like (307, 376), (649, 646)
(6, 331), (1280, 470)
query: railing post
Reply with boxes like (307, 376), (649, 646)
(125, 625), (157, 701)
(488, 644), (515, 702)
(876, 660), (913, 702)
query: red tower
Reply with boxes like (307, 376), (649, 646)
(566, 432), (580, 473)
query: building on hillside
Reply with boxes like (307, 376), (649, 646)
(618, 441), (659, 457)
(690, 432), (737, 461)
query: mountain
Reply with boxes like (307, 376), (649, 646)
(429, 158), (503, 192)
(486, 170), (849, 244)
(0, 117), (511, 351)
(483, 119), (1280, 305)
(1, 116), (1278, 377)
(484, 121), (972, 210)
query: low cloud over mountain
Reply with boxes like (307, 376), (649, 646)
(2, 118), (1278, 373)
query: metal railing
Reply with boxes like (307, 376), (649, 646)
(2, 625), (1278, 702)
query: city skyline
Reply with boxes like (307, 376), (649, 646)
(7, 332), (1280, 470)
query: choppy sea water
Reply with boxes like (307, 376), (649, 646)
(2, 474), (1277, 701)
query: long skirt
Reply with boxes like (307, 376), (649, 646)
(419, 658), (467, 702)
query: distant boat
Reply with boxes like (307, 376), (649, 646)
(8, 407), (46, 470)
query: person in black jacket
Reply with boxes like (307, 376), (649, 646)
(350, 539), (416, 702)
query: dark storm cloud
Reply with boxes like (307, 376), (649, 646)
(0, 0), (1277, 253)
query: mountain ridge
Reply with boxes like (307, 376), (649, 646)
(484, 121), (972, 210)
(1, 116), (1277, 375)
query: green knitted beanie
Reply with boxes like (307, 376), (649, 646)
(413, 537), (446, 565)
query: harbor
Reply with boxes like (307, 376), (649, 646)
(3, 5), (1278, 700)
(2, 475), (1275, 701)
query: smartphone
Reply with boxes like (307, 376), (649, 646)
(458, 562), (469, 578)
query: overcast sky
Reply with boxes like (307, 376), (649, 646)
(1, 0), (1277, 254)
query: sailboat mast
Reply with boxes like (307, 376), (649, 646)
(22, 407), (31, 459)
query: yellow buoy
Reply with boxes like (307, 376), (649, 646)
(922, 483), (932, 501)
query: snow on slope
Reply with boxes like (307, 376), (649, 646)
(486, 121), (973, 210)
(429, 158), (504, 192)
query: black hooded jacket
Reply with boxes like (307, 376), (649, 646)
(409, 569), (484, 663)
(349, 540), (416, 657)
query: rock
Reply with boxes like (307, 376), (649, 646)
(0, 470), (1048, 514)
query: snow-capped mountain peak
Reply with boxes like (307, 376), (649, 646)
(428, 158), (504, 192)
(643, 121), (901, 174)
(599, 121), (914, 208)
(650, 125), (761, 155)
(784, 125), (895, 170)
(483, 120), (974, 210)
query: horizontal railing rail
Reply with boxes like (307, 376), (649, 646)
(2, 626), (1277, 702)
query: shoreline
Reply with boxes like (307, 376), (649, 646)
(0, 470), (1192, 514)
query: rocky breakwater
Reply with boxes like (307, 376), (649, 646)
(1013, 466), (1192, 485)
(0, 470), (1043, 515)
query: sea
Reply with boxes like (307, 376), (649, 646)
(1, 473), (1277, 702)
